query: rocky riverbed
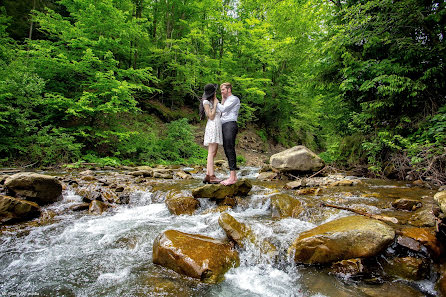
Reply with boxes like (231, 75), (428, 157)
(0, 164), (445, 297)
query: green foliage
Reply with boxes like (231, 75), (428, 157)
(236, 155), (246, 165)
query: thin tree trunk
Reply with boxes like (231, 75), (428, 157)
(28, 0), (37, 40)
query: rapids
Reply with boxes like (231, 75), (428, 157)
(0, 167), (440, 296)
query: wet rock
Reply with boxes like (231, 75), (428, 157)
(69, 203), (90, 212)
(165, 196), (200, 215)
(259, 164), (272, 173)
(218, 213), (277, 258)
(192, 180), (252, 199)
(217, 196), (237, 207)
(328, 180), (362, 187)
(0, 195), (40, 224)
(296, 187), (321, 195)
(434, 191), (446, 214)
(269, 145), (324, 173)
(153, 169), (174, 179)
(117, 193), (130, 204)
(152, 230), (239, 283)
(284, 180), (303, 189)
(257, 171), (277, 181)
(392, 199), (422, 211)
(81, 175), (97, 181)
(357, 282), (425, 297)
(115, 186), (125, 192)
(175, 171), (192, 180)
(270, 194), (303, 218)
(79, 170), (94, 176)
(383, 257), (428, 280)
(129, 170), (153, 177)
(89, 200), (109, 214)
(408, 208), (436, 227)
(399, 227), (442, 258)
(75, 187), (102, 203)
(288, 216), (395, 264)
(100, 188), (119, 204)
(396, 235), (423, 252)
(5, 172), (62, 205)
(331, 258), (364, 277)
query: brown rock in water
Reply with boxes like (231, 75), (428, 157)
(296, 187), (321, 195)
(328, 180), (362, 187)
(357, 282), (425, 297)
(399, 227), (442, 258)
(89, 200), (109, 214)
(69, 203), (90, 212)
(392, 198), (422, 211)
(75, 186), (102, 203)
(152, 230), (239, 283)
(383, 257), (428, 280)
(153, 169), (174, 179)
(175, 171), (192, 180)
(434, 191), (446, 214)
(257, 172), (277, 181)
(269, 145), (324, 173)
(192, 180), (252, 199)
(129, 170), (153, 177)
(5, 172), (62, 205)
(284, 180), (303, 190)
(331, 258), (365, 276)
(270, 194), (303, 218)
(408, 208), (436, 227)
(288, 215), (395, 264)
(0, 195), (40, 224)
(218, 213), (277, 258)
(165, 196), (200, 215)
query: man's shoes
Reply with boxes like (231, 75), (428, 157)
(203, 175), (222, 184)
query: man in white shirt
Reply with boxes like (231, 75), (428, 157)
(217, 82), (241, 185)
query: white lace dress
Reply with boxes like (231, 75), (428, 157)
(203, 100), (223, 146)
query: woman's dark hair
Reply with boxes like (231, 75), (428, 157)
(199, 84), (218, 120)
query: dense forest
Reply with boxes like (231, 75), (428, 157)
(0, 0), (445, 183)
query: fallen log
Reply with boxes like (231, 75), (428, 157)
(320, 203), (398, 224)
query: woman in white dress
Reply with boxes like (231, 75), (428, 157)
(199, 83), (223, 184)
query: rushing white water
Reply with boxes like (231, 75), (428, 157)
(0, 169), (438, 296)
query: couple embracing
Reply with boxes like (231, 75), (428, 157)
(199, 83), (240, 186)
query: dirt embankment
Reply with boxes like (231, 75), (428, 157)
(194, 124), (287, 167)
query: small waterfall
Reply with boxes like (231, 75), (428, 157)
(0, 168), (439, 296)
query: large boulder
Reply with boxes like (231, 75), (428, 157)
(288, 215), (395, 264)
(270, 145), (324, 173)
(5, 172), (62, 205)
(192, 180), (252, 199)
(0, 195), (40, 224)
(152, 230), (239, 283)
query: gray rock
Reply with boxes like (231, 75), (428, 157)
(270, 145), (324, 173)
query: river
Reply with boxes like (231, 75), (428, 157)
(0, 167), (441, 296)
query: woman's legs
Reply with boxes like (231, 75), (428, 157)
(206, 143), (218, 176)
